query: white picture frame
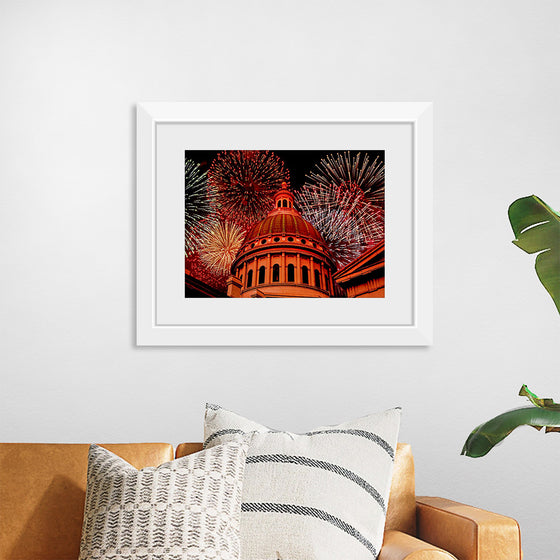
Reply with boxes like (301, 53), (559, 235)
(137, 102), (432, 346)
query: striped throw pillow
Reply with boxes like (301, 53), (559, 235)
(204, 405), (401, 560)
(79, 441), (249, 560)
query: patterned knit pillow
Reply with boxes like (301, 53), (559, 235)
(79, 441), (248, 560)
(204, 405), (401, 560)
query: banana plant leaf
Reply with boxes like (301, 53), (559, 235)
(519, 384), (560, 409)
(508, 195), (560, 314)
(461, 386), (560, 458)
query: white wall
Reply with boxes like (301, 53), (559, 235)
(1, 1), (559, 558)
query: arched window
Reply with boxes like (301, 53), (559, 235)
(287, 264), (295, 282)
(272, 264), (280, 282)
(302, 266), (309, 284)
(247, 269), (253, 288)
(240, 274), (243, 286)
(314, 270), (321, 288)
(258, 266), (266, 284)
(282, 200), (287, 207)
(324, 274), (329, 292)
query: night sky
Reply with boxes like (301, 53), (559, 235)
(185, 150), (385, 193)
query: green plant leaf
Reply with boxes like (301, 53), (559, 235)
(462, 385), (560, 458)
(508, 195), (560, 314)
(461, 406), (560, 458)
(519, 384), (560, 410)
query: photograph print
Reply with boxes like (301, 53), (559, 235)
(184, 150), (385, 299)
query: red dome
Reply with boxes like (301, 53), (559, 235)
(228, 184), (337, 297)
(245, 213), (323, 243)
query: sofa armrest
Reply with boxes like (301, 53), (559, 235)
(379, 530), (457, 560)
(416, 496), (522, 560)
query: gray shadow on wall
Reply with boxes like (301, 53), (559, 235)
(130, 104), (138, 349)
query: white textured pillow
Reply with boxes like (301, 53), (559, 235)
(204, 404), (401, 560)
(79, 441), (248, 560)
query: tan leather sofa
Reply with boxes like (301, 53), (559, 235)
(0, 442), (521, 560)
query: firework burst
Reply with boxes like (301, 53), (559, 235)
(198, 221), (246, 276)
(305, 151), (384, 207)
(296, 181), (384, 267)
(208, 150), (289, 226)
(311, 208), (364, 267)
(185, 157), (216, 256)
(185, 253), (228, 291)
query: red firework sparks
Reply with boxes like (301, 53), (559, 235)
(185, 254), (228, 292)
(208, 150), (289, 226)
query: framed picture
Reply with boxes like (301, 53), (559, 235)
(137, 102), (432, 346)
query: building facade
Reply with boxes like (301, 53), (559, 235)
(332, 242), (385, 298)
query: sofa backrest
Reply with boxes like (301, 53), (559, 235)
(385, 443), (416, 535)
(0, 443), (173, 560)
(0, 440), (416, 560)
(175, 441), (417, 536)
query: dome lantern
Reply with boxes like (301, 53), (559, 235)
(273, 182), (295, 210)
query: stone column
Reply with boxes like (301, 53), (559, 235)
(281, 252), (286, 282)
(239, 262), (245, 289)
(296, 254), (301, 284)
(310, 257), (315, 288)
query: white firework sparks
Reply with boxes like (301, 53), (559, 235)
(296, 182), (384, 267)
(198, 221), (246, 276)
(305, 151), (385, 207)
(184, 157), (216, 256)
